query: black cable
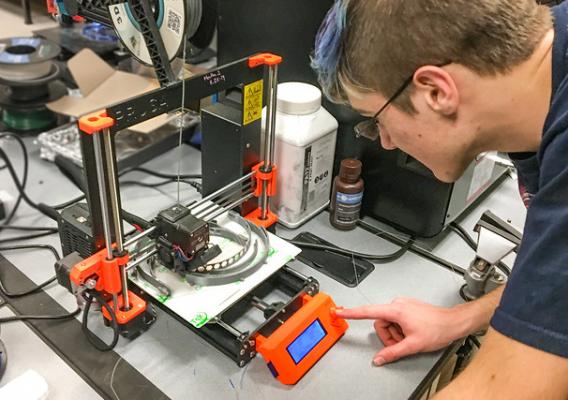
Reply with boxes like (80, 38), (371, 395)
(122, 166), (202, 180)
(81, 290), (119, 352)
(496, 262), (512, 277)
(0, 231), (57, 245)
(0, 308), (80, 323)
(0, 147), (58, 220)
(449, 222), (477, 251)
(0, 225), (58, 232)
(121, 179), (201, 189)
(53, 195), (86, 210)
(287, 237), (413, 263)
(357, 219), (467, 276)
(459, 284), (471, 302)
(0, 133), (28, 229)
(121, 209), (152, 230)
(0, 244), (60, 298)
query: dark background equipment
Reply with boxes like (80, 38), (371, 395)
(358, 145), (510, 237)
(215, 0), (510, 237)
(216, 0), (334, 86)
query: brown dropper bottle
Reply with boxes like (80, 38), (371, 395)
(329, 159), (364, 230)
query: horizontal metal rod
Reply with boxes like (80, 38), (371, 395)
(211, 318), (243, 338)
(125, 248), (158, 272)
(195, 189), (254, 220)
(187, 172), (254, 210)
(203, 192), (255, 222)
(191, 183), (253, 218)
(130, 243), (156, 259)
(124, 226), (157, 248)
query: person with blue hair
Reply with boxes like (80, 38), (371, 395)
(312, 0), (568, 398)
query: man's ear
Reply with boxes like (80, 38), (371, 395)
(413, 65), (459, 116)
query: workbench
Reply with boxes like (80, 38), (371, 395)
(0, 137), (527, 399)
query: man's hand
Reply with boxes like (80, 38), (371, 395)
(336, 297), (469, 366)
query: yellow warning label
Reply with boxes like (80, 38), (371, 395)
(243, 80), (263, 125)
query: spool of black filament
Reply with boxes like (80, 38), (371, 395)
(0, 37), (66, 133)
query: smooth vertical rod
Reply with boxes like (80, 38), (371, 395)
(93, 133), (114, 259)
(260, 64), (279, 220)
(102, 128), (130, 311)
(102, 129), (124, 253)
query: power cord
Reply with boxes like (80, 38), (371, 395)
(448, 222), (477, 250)
(0, 231), (58, 245)
(121, 166), (201, 180)
(0, 244), (59, 298)
(121, 178), (201, 191)
(0, 133), (28, 229)
(357, 219), (467, 276)
(81, 290), (119, 352)
(0, 147), (59, 221)
(0, 225), (58, 232)
(0, 308), (80, 324)
(286, 237), (413, 263)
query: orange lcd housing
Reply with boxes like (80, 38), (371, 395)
(256, 292), (348, 384)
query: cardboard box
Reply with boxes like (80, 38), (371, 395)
(47, 48), (167, 133)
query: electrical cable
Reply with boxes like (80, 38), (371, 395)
(0, 225), (58, 232)
(0, 147), (58, 220)
(0, 244), (59, 298)
(459, 284), (470, 302)
(448, 222), (477, 250)
(286, 237), (413, 263)
(0, 231), (57, 245)
(357, 219), (467, 276)
(121, 166), (201, 180)
(496, 262), (512, 277)
(0, 133), (28, 229)
(0, 308), (80, 323)
(81, 290), (119, 352)
(121, 178), (201, 190)
(53, 194), (86, 210)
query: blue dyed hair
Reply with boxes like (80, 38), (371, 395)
(311, 1), (349, 102)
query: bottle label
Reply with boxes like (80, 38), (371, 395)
(334, 191), (363, 225)
(300, 136), (335, 213)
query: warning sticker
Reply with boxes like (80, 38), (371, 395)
(243, 80), (263, 125)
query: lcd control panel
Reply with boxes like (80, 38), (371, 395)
(256, 292), (348, 385)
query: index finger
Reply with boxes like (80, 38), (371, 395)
(336, 305), (400, 321)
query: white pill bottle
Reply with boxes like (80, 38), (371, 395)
(268, 82), (338, 228)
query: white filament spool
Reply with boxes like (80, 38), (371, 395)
(108, 0), (202, 66)
(0, 37), (60, 82)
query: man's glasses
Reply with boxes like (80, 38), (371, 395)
(354, 63), (451, 141)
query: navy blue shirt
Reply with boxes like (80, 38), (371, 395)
(491, 2), (568, 357)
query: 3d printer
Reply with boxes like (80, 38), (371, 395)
(49, 0), (348, 385)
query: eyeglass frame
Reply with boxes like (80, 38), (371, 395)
(353, 62), (451, 141)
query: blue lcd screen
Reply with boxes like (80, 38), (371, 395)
(286, 319), (327, 364)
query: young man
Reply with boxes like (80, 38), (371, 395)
(312, 1), (568, 398)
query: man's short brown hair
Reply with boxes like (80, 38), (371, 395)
(313, 0), (552, 112)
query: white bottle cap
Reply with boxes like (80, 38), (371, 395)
(277, 82), (322, 115)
